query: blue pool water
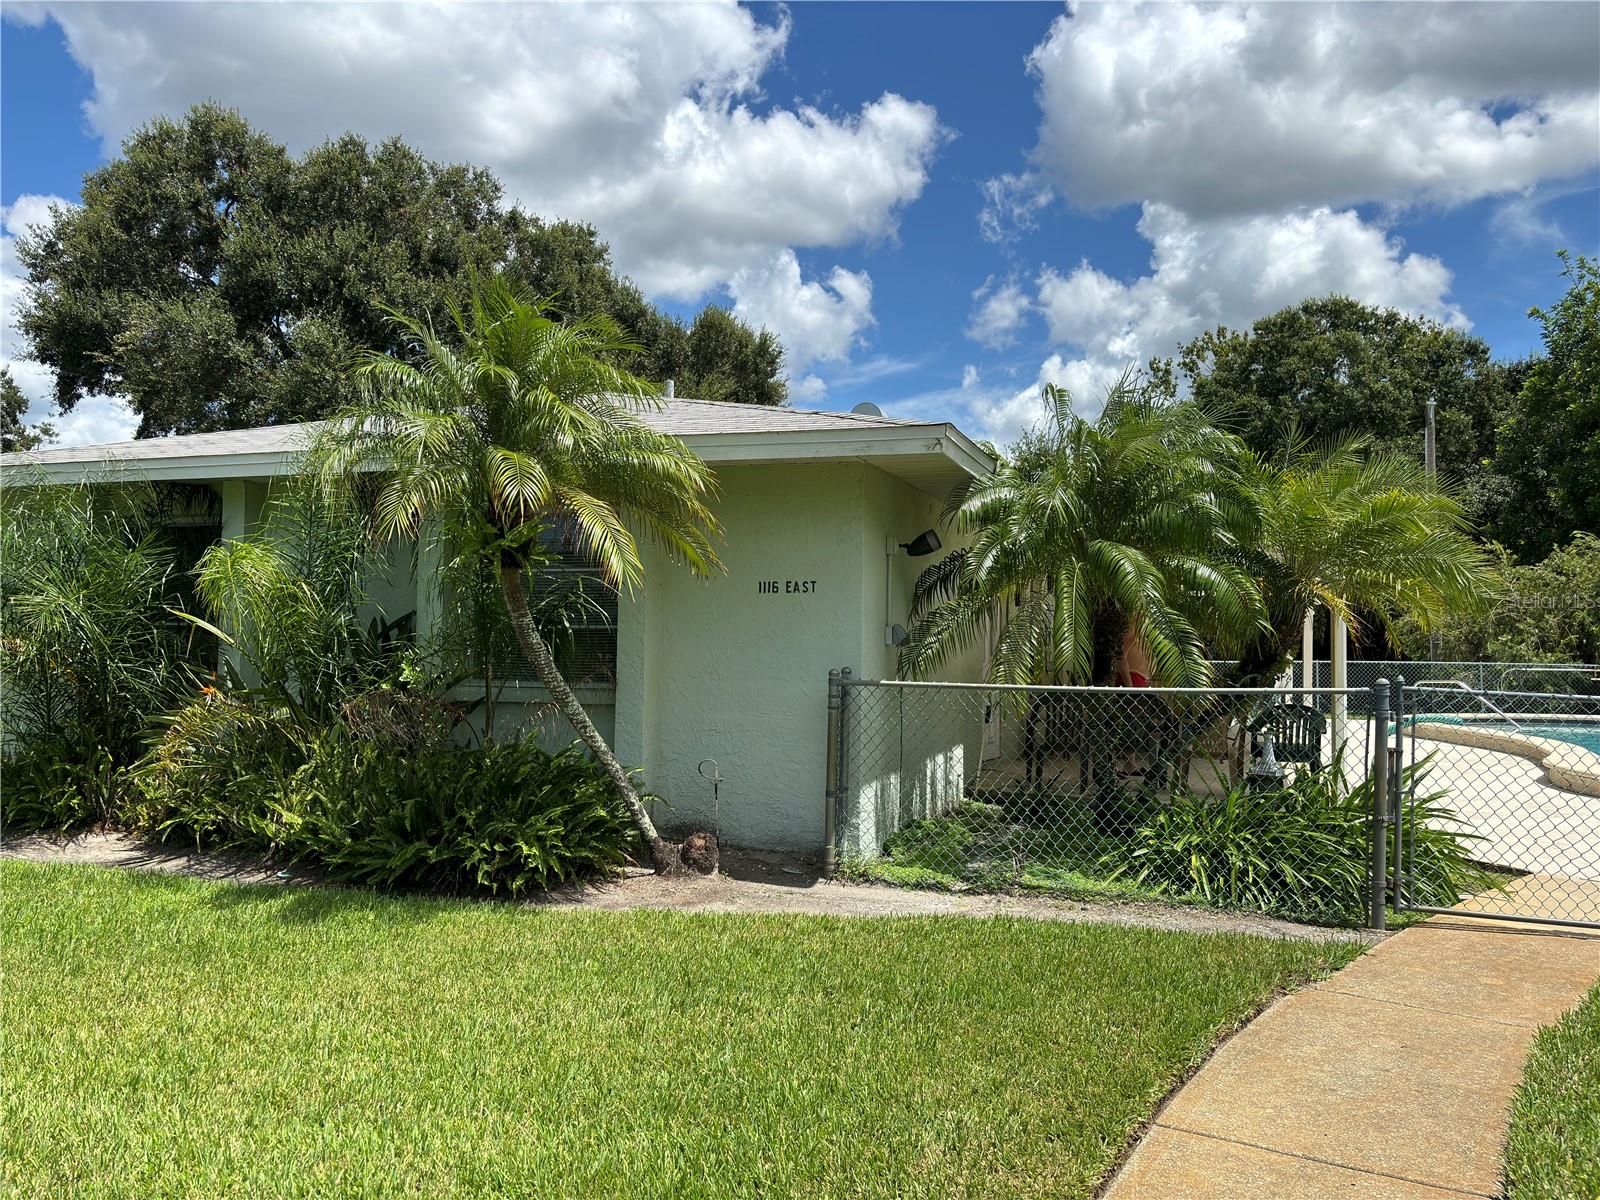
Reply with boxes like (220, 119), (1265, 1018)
(1429, 720), (1600, 754)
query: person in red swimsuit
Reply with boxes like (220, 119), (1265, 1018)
(1114, 620), (1157, 779)
(1119, 621), (1155, 687)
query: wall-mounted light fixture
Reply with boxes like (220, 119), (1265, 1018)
(885, 529), (943, 645)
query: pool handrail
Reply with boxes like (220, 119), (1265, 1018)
(1411, 678), (1526, 734)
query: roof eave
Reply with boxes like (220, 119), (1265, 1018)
(3, 422), (996, 488)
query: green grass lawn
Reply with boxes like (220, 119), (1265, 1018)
(1504, 979), (1600, 1200)
(2, 861), (1360, 1199)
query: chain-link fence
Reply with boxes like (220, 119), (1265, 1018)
(826, 670), (1600, 930)
(830, 677), (1388, 926)
(1211, 660), (1600, 713)
(1397, 682), (1600, 928)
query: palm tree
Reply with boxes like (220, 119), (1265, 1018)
(1223, 437), (1494, 685)
(315, 278), (720, 873)
(900, 377), (1263, 686)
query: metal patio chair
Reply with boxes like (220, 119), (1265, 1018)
(1246, 701), (1326, 777)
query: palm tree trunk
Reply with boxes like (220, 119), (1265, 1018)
(499, 564), (679, 874)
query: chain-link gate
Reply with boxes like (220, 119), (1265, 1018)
(1392, 678), (1600, 930)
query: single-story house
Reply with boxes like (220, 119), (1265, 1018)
(3, 397), (994, 854)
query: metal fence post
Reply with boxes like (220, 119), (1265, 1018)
(1368, 679), (1391, 931)
(822, 668), (842, 876)
(1390, 675), (1405, 908)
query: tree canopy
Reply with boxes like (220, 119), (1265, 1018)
(17, 104), (785, 438)
(1, 368), (53, 452)
(1168, 296), (1515, 529)
(1489, 252), (1600, 560)
(1394, 533), (1600, 665)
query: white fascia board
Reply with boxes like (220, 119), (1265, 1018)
(4, 424), (996, 487)
(3, 451), (303, 486)
(686, 424), (994, 479)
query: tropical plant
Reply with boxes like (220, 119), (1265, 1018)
(136, 718), (634, 894)
(315, 276), (721, 871)
(0, 480), (184, 828)
(289, 739), (637, 893)
(132, 691), (312, 847)
(900, 376), (1262, 686)
(1, 744), (123, 832)
(139, 479), (445, 842)
(1116, 753), (1493, 923)
(181, 478), (396, 723)
(1222, 438), (1496, 685)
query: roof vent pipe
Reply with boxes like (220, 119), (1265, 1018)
(664, 378), (675, 399)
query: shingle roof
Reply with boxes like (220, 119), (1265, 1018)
(647, 397), (926, 436)
(4, 422), (322, 466)
(2, 397), (928, 468)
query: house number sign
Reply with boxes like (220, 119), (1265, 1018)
(758, 579), (818, 594)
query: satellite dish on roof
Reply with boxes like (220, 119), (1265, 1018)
(851, 401), (884, 417)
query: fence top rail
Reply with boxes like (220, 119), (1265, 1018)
(839, 678), (1373, 696)
(1208, 659), (1596, 670)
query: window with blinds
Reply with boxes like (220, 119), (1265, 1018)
(490, 526), (619, 691)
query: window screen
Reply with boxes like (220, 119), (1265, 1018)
(490, 526), (619, 690)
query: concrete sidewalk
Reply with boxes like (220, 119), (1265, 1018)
(1104, 881), (1600, 1198)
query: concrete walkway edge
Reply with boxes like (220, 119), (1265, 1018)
(1103, 879), (1600, 1199)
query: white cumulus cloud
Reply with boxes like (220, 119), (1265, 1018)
(728, 250), (875, 381)
(965, 275), (1032, 349)
(20, 2), (943, 303)
(1026, 1), (1600, 217)
(960, 203), (1465, 446)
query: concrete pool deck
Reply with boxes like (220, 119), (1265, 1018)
(1104, 876), (1600, 1199)
(1413, 718), (1600, 799)
(1409, 732), (1600, 894)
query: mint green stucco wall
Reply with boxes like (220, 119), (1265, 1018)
(612, 460), (985, 852)
(838, 468), (987, 858)
(614, 462), (874, 849)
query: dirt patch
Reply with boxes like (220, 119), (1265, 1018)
(1, 832), (1373, 945)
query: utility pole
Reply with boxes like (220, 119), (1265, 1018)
(1424, 397), (1437, 477)
(1425, 397), (1439, 660)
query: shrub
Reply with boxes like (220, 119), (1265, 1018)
(5, 478), (637, 893)
(289, 738), (637, 893)
(132, 692), (635, 894)
(130, 692), (312, 846)
(1115, 755), (1495, 923)
(1, 743), (125, 833)
(1, 481), (190, 831)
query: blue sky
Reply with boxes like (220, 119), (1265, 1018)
(3, 2), (1597, 446)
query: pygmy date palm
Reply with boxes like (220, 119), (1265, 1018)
(1225, 438), (1495, 685)
(317, 278), (720, 872)
(900, 377), (1262, 686)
